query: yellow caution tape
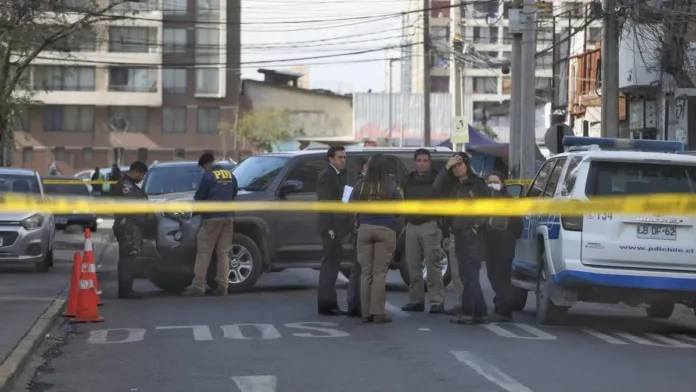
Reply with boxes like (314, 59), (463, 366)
(507, 179), (532, 185)
(2, 193), (696, 216)
(42, 180), (118, 185)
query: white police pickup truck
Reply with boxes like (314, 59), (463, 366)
(510, 136), (696, 325)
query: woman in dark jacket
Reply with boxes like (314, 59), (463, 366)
(350, 154), (402, 323)
(483, 171), (524, 322)
(434, 152), (490, 324)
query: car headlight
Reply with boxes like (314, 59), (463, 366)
(163, 211), (192, 221)
(22, 214), (44, 230)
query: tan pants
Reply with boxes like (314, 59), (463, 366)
(449, 234), (464, 294)
(191, 217), (234, 290)
(405, 221), (444, 306)
(357, 224), (396, 317)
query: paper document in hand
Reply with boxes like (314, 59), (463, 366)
(341, 185), (353, 203)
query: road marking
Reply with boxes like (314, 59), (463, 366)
(284, 322), (350, 338)
(385, 302), (409, 317)
(451, 351), (534, 392)
(87, 328), (146, 344)
(155, 325), (213, 341)
(581, 329), (628, 345)
(337, 273), (349, 283)
(232, 375), (277, 392)
(614, 332), (693, 348)
(221, 324), (281, 340)
(419, 328), (431, 331)
(480, 323), (556, 340)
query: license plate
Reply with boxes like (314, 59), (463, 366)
(636, 225), (677, 240)
(56, 218), (68, 225)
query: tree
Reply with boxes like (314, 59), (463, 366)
(0, 0), (134, 166)
(475, 124), (499, 141)
(233, 108), (300, 152)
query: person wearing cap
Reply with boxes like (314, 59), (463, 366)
(434, 152), (491, 324)
(183, 153), (238, 297)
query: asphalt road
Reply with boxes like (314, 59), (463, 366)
(9, 251), (696, 392)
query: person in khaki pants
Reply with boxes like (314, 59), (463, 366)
(184, 153), (238, 297)
(445, 234), (464, 315)
(350, 154), (402, 323)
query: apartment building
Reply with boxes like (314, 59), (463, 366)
(403, 0), (602, 138)
(10, 0), (242, 174)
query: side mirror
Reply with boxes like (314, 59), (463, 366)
(280, 180), (303, 194)
(505, 184), (524, 198)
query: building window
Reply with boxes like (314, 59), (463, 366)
(162, 107), (187, 133)
(196, 0), (220, 19)
(108, 67), (157, 92)
(22, 147), (33, 162)
(431, 76), (449, 93)
(196, 68), (219, 94)
(196, 27), (220, 64)
(502, 27), (511, 44)
(535, 53), (553, 68)
(473, 1), (498, 13)
(430, 1), (450, 18)
(9, 107), (29, 131)
(502, 77), (511, 94)
(473, 77), (498, 94)
(163, 28), (187, 54)
(163, 68), (187, 94)
(33, 66), (95, 91)
(175, 148), (185, 158)
(108, 106), (149, 132)
(44, 106), (94, 132)
(472, 102), (499, 123)
(82, 147), (93, 164)
(535, 77), (552, 91)
(501, 51), (511, 59)
(163, 0), (187, 14)
(474, 27), (498, 44)
(50, 27), (96, 52)
(587, 27), (602, 43)
(110, 0), (157, 12)
(568, 2), (584, 18)
(53, 147), (65, 162)
(109, 27), (156, 53)
(197, 107), (220, 134)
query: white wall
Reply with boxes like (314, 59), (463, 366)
(619, 22), (664, 89)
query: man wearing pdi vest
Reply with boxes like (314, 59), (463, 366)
(184, 153), (238, 297)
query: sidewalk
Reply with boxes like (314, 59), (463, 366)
(0, 230), (115, 390)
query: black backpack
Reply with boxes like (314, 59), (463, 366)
(487, 188), (509, 231)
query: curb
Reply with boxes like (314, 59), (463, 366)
(0, 299), (66, 392)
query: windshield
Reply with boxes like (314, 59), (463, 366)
(232, 156), (290, 191)
(589, 161), (696, 195)
(43, 182), (91, 196)
(0, 174), (41, 194)
(142, 163), (235, 195)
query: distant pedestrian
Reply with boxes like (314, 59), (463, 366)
(351, 154), (401, 323)
(316, 146), (349, 316)
(184, 153), (238, 297)
(347, 157), (370, 317)
(91, 166), (104, 195)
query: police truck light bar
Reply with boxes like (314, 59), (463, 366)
(562, 137), (685, 153)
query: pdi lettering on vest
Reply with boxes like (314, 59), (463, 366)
(213, 169), (232, 180)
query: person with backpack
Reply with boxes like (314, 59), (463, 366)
(483, 171), (524, 322)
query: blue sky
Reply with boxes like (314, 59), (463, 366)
(240, 0), (410, 93)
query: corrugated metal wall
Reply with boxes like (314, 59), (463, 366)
(353, 93), (452, 146)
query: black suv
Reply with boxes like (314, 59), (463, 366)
(139, 148), (456, 293)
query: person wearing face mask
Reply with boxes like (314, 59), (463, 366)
(483, 172), (524, 321)
(434, 152), (490, 324)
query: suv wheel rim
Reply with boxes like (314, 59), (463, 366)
(228, 244), (253, 284)
(422, 247), (449, 280)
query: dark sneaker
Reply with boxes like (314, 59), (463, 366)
(401, 302), (425, 312)
(489, 313), (512, 322)
(346, 309), (362, 317)
(474, 316), (489, 324)
(361, 316), (374, 323)
(449, 314), (476, 324)
(373, 315), (393, 323)
(429, 305), (446, 314)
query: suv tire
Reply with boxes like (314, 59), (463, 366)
(646, 301), (674, 319)
(148, 270), (194, 294)
(35, 249), (52, 273)
(207, 233), (263, 293)
(535, 250), (569, 325)
(509, 287), (528, 311)
(398, 247), (452, 291)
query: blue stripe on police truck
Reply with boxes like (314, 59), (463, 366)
(552, 270), (696, 291)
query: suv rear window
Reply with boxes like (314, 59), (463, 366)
(44, 182), (91, 196)
(0, 174), (40, 194)
(588, 161), (696, 196)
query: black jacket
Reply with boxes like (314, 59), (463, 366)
(112, 174), (149, 227)
(403, 169), (440, 224)
(483, 188), (524, 261)
(433, 168), (490, 234)
(316, 165), (350, 235)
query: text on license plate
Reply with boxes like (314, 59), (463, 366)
(636, 225), (677, 241)
(56, 218), (68, 224)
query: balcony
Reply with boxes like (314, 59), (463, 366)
(32, 90), (162, 107)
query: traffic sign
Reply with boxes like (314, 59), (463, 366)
(452, 117), (469, 146)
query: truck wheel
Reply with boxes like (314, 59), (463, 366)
(207, 233), (263, 293)
(148, 271), (193, 294)
(510, 287), (528, 311)
(398, 247), (451, 292)
(535, 250), (569, 325)
(646, 301), (674, 319)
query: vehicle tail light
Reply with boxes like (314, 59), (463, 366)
(561, 215), (583, 231)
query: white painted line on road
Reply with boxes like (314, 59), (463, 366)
(451, 351), (534, 392)
(419, 328), (431, 331)
(581, 329), (628, 345)
(385, 302), (409, 317)
(337, 273), (349, 283)
(155, 325), (213, 341)
(479, 323), (556, 340)
(232, 375), (277, 392)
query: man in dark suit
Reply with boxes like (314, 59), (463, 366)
(316, 146), (349, 315)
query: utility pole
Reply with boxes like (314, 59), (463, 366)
(509, 0), (523, 179)
(422, 0), (431, 146)
(450, 0), (463, 151)
(388, 58), (399, 146)
(600, 0), (619, 137)
(519, 0), (537, 179)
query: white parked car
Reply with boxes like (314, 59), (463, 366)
(74, 166), (130, 193)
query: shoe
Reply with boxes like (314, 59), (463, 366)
(346, 309), (362, 317)
(401, 302), (425, 312)
(474, 316), (489, 324)
(212, 286), (228, 296)
(183, 287), (206, 297)
(489, 313), (512, 322)
(429, 305), (445, 314)
(449, 314), (476, 324)
(373, 315), (392, 323)
(318, 307), (347, 316)
(118, 290), (143, 299)
(445, 305), (461, 315)
(361, 316), (374, 323)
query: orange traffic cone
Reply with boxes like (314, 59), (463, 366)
(83, 228), (102, 306)
(62, 252), (83, 318)
(70, 263), (104, 324)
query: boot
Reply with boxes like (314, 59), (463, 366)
(212, 285), (228, 296)
(373, 314), (392, 323)
(118, 280), (142, 299)
(401, 302), (425, 312)
(183, 286), (206, 296)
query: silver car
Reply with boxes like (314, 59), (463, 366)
(0, 168), (55, 272)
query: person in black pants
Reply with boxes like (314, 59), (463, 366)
(347, 158), (369, 317)
(316, 146), (350, 316)
(483, 172), (523, 322)
(434, 152), (490, 324)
